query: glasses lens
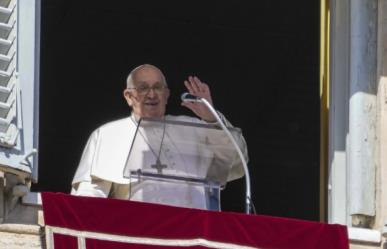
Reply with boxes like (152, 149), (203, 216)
(153, 84), (165, 93)
(136, 85), (150, 95)
(134, 83), (166, 95)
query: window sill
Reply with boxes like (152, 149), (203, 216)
(348, 227), (381, 244)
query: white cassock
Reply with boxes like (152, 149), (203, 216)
(71, 114), (248, 210)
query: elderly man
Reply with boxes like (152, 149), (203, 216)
(71, 64), (248, 210)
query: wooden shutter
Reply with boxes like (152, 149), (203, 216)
(0, 0), (40, 181)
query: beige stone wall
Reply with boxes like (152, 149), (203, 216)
(348, 0), (387, 248)
(378, 0), (387, 241)
(0, 224), (45, 249)
(349, 0), (387, 248)
(0, 173), (45, 248)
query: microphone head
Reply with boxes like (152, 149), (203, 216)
(181, 92), (202, 102)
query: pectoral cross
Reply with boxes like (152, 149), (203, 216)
(151, 159), (167, 174)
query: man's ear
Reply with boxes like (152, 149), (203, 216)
(123, 89), (133, 106)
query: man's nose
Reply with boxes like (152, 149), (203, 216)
(147, 87), (157, 97)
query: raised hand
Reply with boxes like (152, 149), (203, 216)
(181, 76), (216, 122)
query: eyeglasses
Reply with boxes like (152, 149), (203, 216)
(128, 83), (167, 95)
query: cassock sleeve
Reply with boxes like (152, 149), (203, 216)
(204, 112), (249, 182)
(220, 113), (249, 181)
(72, 129), (99, 184)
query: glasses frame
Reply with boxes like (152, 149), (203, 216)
(127, 84), (168, 96)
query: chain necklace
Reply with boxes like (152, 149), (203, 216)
(130, 115), (167, 173)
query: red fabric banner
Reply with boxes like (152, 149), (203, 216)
(42, 192), (349, 249)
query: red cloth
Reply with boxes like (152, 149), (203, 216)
(42, 192), (349, 249)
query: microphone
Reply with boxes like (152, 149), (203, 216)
(181, 91), (252, 214)
(181, 92), (202, 103)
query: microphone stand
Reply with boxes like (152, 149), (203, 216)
(183, 95), (252, 214)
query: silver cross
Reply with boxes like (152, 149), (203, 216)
(151, 159), (167, 174)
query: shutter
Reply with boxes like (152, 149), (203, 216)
(0, 0), (40, 181)
(0, 0), (17, 148)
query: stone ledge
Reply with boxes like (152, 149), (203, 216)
(0, 223), (42, 235)
(348, 227), (381, 244)
(0, 231), (44, 249)
(0, 224), (45, 249)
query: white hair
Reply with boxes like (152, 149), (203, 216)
(126, 64), (167, 88)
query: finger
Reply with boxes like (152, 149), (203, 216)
(193, 76), (209, 93)
(188, 76), (201, 93)
(193, 77), (205, 92)
(193, 76), (205, 87)
(184, 80), (194, 94)
(200, 81), (209, 92)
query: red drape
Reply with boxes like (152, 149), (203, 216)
(42, 192), (349, 249)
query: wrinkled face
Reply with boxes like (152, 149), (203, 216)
(123, 66), (170, 119)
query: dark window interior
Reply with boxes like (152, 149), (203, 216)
(34, 0), (320, 220)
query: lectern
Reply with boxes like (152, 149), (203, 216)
(123, 117), (243, 211)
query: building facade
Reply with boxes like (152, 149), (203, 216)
(323, 0), (387, 248)
(1, 0), (387, 248)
